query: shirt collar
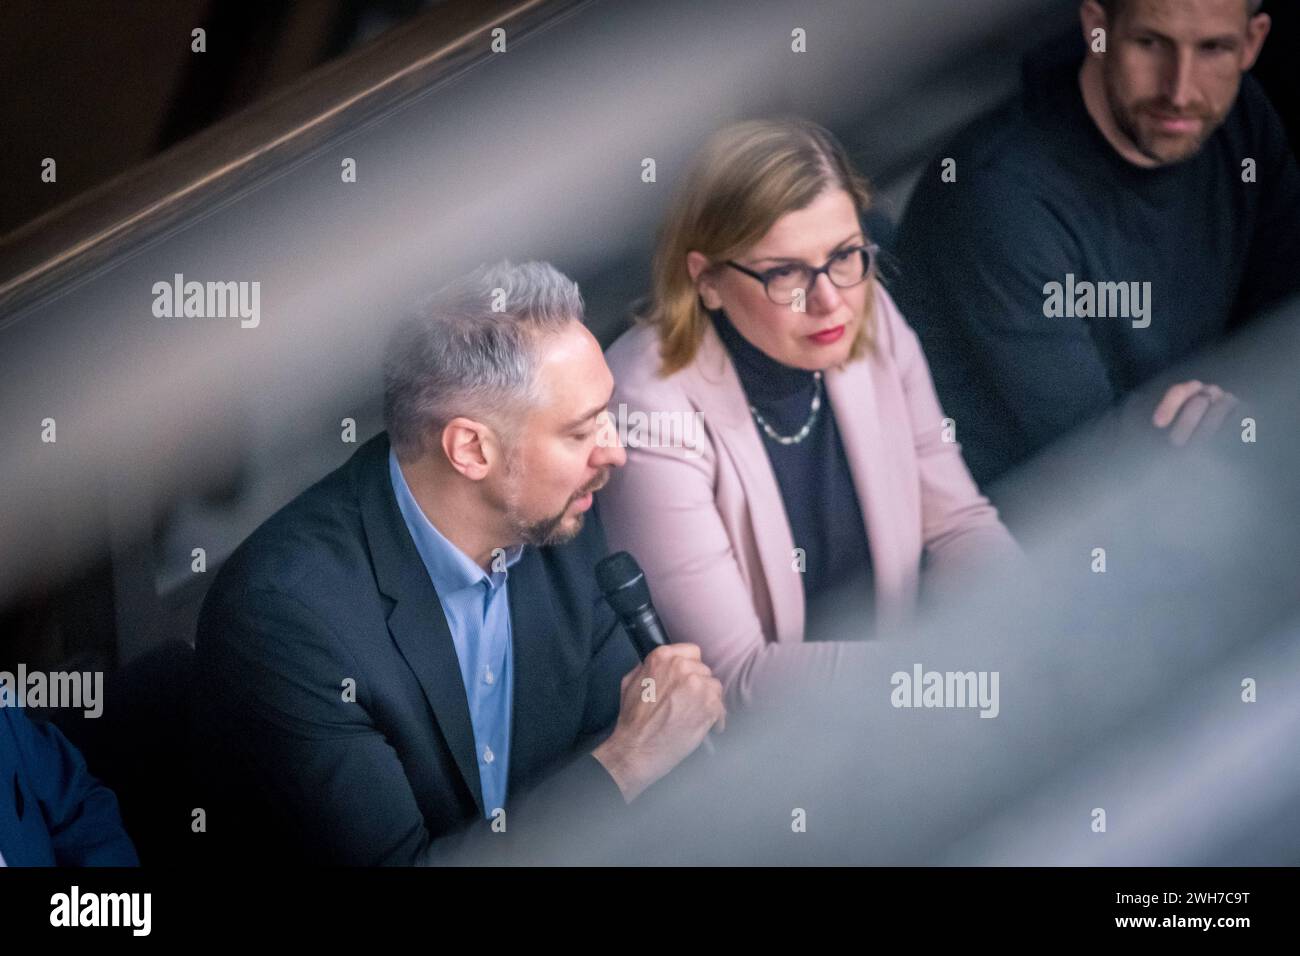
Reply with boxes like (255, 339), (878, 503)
(388, 446), (524, 596)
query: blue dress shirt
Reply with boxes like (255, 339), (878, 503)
(388, 448), (523, 818)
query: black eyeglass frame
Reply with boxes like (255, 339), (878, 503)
(724, 242), (879, 305)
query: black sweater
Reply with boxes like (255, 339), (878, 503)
(894, 33), (1300, 486)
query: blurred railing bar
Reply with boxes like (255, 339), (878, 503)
(0, 0), (592, 320)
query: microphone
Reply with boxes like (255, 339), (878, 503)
(596, 550), (716, 754)
(595, 551), (669, 660)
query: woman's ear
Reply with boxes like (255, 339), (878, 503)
(686, 250), (724, 310)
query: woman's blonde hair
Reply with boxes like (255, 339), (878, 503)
(641, 118), (877, 376)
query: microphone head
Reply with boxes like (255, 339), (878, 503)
(595, 551), (653, 619)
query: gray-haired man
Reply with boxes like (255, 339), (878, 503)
(191, 261), (725, 865)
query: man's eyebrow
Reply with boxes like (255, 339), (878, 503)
(1128, 24), (1173, 41)
(564, 390), (614, 430)
(748, 232), (865, 265)
(1130, 26), (1239, 47)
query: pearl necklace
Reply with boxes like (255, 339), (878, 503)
(749, 371), (823, 445)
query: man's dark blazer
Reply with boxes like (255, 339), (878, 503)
(0, 706), (139, 866)
(190, 432), (640, 864)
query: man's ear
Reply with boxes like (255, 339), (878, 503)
(686, 250), (724, 311)
(440, 417), (496, 481)
(1080, 0), (1108, 55)
(1241, 13), (1271, 72)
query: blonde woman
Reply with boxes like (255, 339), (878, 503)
(599, 119), (1017, 710)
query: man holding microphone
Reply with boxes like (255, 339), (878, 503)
(192, 260), (724, 864)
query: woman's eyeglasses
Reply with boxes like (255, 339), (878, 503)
(725, 243), (878, 306)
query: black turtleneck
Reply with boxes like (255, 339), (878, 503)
(711, 310), (873, 639)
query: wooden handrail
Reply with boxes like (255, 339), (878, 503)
(0, 0), (590, 319)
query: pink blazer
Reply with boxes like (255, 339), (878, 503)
(599, 283), (1017, 709)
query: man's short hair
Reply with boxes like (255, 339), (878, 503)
(383, 260), (583, 461)
(1097, 0), (1264, 18)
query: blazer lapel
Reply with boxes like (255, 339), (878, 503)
(684, 323), (805, 643)
(824, 306), (919, 629)
(357, 434), (484, 817)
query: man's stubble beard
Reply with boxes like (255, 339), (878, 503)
(503, 447), (607, 549)
(1104, 67), (1220, 166)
